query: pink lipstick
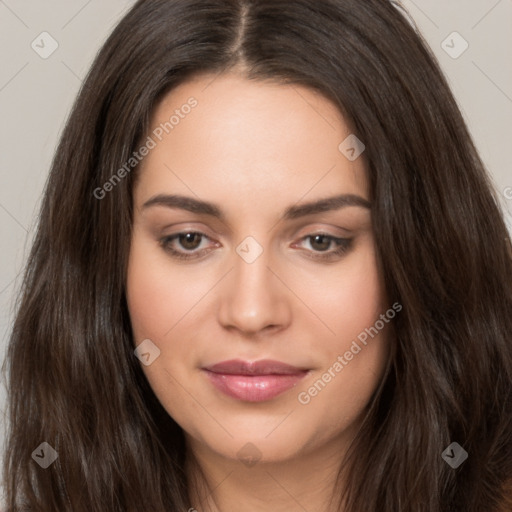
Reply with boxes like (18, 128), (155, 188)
(202, 359), (309, 402)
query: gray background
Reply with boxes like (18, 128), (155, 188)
(0, 0), (511, 499)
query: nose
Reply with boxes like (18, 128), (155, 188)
(217, 242), (292, 337)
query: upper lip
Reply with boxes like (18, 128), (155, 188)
(203, 359), (308, 375)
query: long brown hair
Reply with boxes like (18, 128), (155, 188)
(2, 0), (511, 510)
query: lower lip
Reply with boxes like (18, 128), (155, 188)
(203, 370), (308, 402)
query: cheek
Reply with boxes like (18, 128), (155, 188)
(295, 247), (390, 433)
(126, 234), (205, 341)
(125, 237), (202, 423)
(295, 239), (384, 346)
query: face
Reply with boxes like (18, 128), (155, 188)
(126, 72), (391, 466)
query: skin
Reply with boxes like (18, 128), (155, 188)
(126, 72), (391, 512)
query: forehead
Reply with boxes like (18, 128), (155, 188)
(135, 73), (369, 211)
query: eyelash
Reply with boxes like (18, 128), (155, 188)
(159, 231), (353, 262)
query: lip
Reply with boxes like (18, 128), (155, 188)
(202, 359), (309, 402)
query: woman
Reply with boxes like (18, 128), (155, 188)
(2, 0), (511, 510)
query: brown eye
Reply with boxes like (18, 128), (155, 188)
(178, 232), (203, 250)
(309, 234), (332, 252)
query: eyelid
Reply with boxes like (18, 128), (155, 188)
(293, 222), (354, 238)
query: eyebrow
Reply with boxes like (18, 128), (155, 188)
(141, 193), (371, 221)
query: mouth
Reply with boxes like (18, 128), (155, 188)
(202, 359), (310, 402)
